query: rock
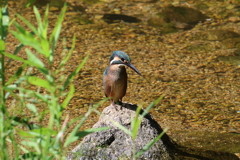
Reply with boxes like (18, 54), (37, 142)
(67, 103), (176, 160)
(148, 5), (208, 32)
(164, 6), (208, 25)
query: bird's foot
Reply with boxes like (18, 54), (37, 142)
(111, 101), (123, 111)
(111, 101), (118, 111)
(118, 100), (123, 110)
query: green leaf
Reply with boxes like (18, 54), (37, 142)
(33, 6), (50, 58)
(131, 106), (142, 140)
(5, 84), (17, 90)
(76, 127), (109, 139)
(18, 128), (57, 138)
(21, 141), (41, 153)
(0, 39), (5, 50)
(41, 38), (50, 58)
(33, 92), (51, 103)
(6, 64), (25, 85)
(27, 76), (50, 89)
(16, 14), (38, 35)
(33, 6), (43, 36)
(26, 103), (38, 114)
(42, 5), (49, 39)
(61, 84), (74, 109)
(50, 4), (67, 43)
(58, 35), (76, 69)
(3, 88), (20, 101)
(32, 128), (57, 136)
(26, 49), (45, 67)
(49, 4), (67, 61)
(1, 52), (48, 74)
(142, 95), (164, 117)
(17, 129), (34, 137)
(67, 116), (84, 127)
(108, 117), (132, 136)
(62, 54), (88, 92)
(7, 43), (25, 66)
(18, 87), (50, 103)
(7, 137), (30, 154)
(11, 25), (44, 55)
(65, 127), (109, 147)
(25, 0), (36, 8)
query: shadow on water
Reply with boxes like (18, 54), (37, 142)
(102, 14), (141, 23)
(123, 103), (240, 159)
(175, 146), (239, 160)
(171, 130), (240, 160)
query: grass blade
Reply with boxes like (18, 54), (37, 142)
(62, 54), (88, 92)
(6, 43), (24, 66)
(26, 49), (45, 68)
(33, 6), (43, 37)
(75, 127), (109, 141)
(58, 35), (76, 70)
(5, 64), (25, 85)
(24, 0), (36, 7)
(17, 14), (38, 35)
(11, 28), (44, 55)
(131, 105), (142, 140)
(61, 84), (74, 109)
(43, 5), (49, 38)
(49, 4), (66, 43)
(136, 127), (169, 157)
(94, 109), (132, 136)
(49, 4), (67, 63)
(141, 95), (164, 117)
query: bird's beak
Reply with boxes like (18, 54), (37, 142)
(126, 63), (142, 76)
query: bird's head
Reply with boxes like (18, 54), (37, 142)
(109, 51), (142, 76)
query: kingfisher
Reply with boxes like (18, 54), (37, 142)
(103, 51), (142, 110)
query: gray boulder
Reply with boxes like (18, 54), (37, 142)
(67, 103), (176, 160)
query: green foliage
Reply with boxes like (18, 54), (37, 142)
(0, 2), (108, 159)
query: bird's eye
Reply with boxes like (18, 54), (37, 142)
(121, 58), (125, 62)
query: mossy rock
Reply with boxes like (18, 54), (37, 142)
(148, 5), (207, 30)
(147, 16), (168, 27)
(147, 12), (177, 33)
(164, 6), (207, 24)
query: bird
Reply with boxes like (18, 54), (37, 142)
(103, 51), (142, 110)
